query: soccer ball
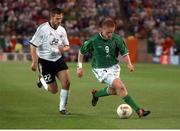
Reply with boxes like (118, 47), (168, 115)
(117, 104), (133, 119)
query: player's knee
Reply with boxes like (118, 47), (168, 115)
(62, 80), (70, 89)
(113, 80), (128, 97)
(50, 88), (58, 94)
(66, 80), (70, 87)
(121, 90), (128, 97)
(49, 86), (58, 94)
(119, 85), (128, 97)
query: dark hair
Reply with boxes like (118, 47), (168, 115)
(50, 8), (63, 16)
(102, 18), (115, 28)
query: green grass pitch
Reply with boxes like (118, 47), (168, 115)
(0, 61), (180, 129)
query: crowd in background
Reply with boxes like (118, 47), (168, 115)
(123, 0), (180, 56)
(0, 0), (180, 62)
(0, 0), (123, 61)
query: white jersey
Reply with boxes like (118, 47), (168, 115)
(30, 22), (69, 61)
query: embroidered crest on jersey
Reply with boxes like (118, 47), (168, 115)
(48, 33), (59, 46)
(50, 38), (59, 46)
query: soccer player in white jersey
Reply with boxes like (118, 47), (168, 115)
(30, 8), (71, 115)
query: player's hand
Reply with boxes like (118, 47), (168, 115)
(127, 64), (134, 72)
(76, 68), (83, 78)
(58, 46), (64, 53)
(31, 62), (37, 71)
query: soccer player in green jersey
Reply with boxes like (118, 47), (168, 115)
(76, 18), (151, 117)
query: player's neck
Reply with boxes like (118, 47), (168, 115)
(99, 32), (109, 40)
(48, 21), (58, 30)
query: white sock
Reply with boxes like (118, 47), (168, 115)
(40, 77), (48, 91)
(59, 89), (69, 111)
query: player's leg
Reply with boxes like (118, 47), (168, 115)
(91, 68), (118, 106)
(56, 69), (70, 114)
(112, 78), (150, 117)
(112, 78), (140, 110)
(47, 81), (58, 94)
(37, 58), (58, 93)
(39, 72), (58, 94)
(91, 86), (116, 106)
(94, 86), (117, 96)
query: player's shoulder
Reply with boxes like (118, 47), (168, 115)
(57, 25), (66, 32)
(36, 22), (49, 32)
(113, 33), (123, 39)
(88, 33), (100, 41)
(83, 34), (99, 45)
(112, 33), (124, 42)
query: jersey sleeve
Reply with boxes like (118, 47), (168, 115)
(80, 39), (93, 54)
(29, 26), (44, 47)
(117, 38), (129, 56)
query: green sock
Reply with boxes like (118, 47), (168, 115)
(123, 95), (140, 112)
(95, 87), (109, 97)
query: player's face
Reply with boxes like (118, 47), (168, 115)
(101, 26), (115, 39)
(50, 13), (63, 28)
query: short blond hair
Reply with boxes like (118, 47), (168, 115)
(102, 18), (115, 28)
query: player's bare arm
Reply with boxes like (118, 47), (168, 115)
(122, 54), (134, 72)
(30, 44), (38, 71)
(76, 50), (84, 78)
(58, 45), (70, 53)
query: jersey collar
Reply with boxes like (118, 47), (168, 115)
(48, 22), (58, 30)
(99, 33), (112, 40)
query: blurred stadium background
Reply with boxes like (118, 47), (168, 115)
(0, 0), (179, 64)
(0, 0), (180, 129)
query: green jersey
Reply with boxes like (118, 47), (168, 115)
(80, 33), (128, 68)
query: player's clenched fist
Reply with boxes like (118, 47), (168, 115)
(31, 62), (37, 71)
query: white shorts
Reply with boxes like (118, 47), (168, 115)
(92, 64), (121, 86)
